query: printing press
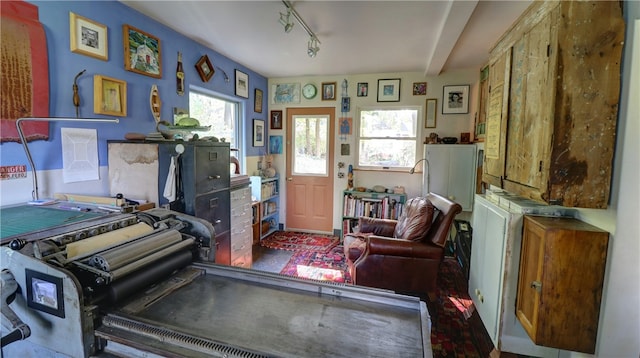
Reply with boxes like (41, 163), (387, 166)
(1, 204), (433, 357)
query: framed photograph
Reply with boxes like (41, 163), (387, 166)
(269, 135), (283, 154)
(322, 82), (336, 101)
(443, 85), (470, 114)
(270, 110), (283, 129)
(271, 83), (301, 104)
(425, 98), (437, 128)
(357, 82), (368, 97)
(377, 78), (401, 102)
(93, 75), (127, 116)
(69, 12), (108, 61)
(123, 24), (161, 78)
(195, 55), (214, 82)
(253, 119), (265, 147)
(254, 88), (263, 113)
(235, 70), (249, 98)
(413, 82), (427, 95)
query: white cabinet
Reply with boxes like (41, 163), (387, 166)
(470, 195), (560, 356)
(230, 184), (252, 268)
(424, 144), (476, 211)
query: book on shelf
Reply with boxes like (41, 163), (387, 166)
(342, 192), (405, 220)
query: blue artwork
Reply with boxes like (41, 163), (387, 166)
(269, 135), (283, 154)
(271, 83), (300, 104)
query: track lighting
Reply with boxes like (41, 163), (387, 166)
(280, 0), (321, 57)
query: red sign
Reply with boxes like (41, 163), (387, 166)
(0, 165), (27, 180)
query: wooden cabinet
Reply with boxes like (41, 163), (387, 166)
(517, 215), (609, 354)
(424, 144), (476, 211)
(482, 1), (624, 208)
(250, 176), (279, 240)
(474, 65), (489, 142)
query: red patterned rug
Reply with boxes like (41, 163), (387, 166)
(279, 245), (352, 284)
(260, 231), (339, 253)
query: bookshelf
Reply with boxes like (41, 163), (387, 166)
(341, 190), (407, 238)
(250, 176), (279, 241)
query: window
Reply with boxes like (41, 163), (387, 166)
(292, 115), (329, 176)
(357, 107), (420, 170)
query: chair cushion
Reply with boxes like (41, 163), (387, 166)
(343, 233), (369, 262)
(393, 197), (434, 241)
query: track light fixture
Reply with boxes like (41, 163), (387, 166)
(281, 0), (321, 57)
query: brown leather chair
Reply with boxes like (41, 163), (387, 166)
(343, 193), (462, 298)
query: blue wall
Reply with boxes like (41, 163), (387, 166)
(1, 0), (268, 171)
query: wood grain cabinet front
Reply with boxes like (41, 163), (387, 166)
(516, 215), (609, 354)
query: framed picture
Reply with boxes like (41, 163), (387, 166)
(254, 88), (263, 113)
(322, 82), (336, 101)
(93, 75), (127, 116)
(425, 98), (437, 128)
(357, 82), (368, 97)
(235, 70), (249, 98)
(341, 97), (350, 112)
(123, 25), (161, 78)
(270, 110), (283, 129)
(253, 119), (265, 147)
(69, 12), (108, 61)
(195, 55), (214, 82)
(269, 135), (283, 154)
(413, 82), (427, 95)
(377, 78), (401, 102)
(442, 85), (470, 114)
(271, 83), (300, 104)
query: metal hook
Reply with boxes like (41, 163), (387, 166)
(73, 69), (86, 118)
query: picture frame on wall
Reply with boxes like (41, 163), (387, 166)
(270, 110), (283, 129)
(195, 55), (214, 82)
(69, 12), (108, 61)
(425, 98), (437, 128)
(123, 24), (161, 78)
(271, 83), (300, 104)
(253, 119), (265, 147)
(269, 135), (283, 154)
(322, 82), (336, 101)
(377, 78), (401, 102)
(413, 82), (427, 95)
(93, 75), (127, 116)
(357, 82), (368, 97)
(235, 70), (249, 98)
(254, 88), (263, 113)
(442, 85), (470, 114)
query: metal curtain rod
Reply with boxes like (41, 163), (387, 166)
(16, 117), (120, 200)
(282, 0), (321, 43)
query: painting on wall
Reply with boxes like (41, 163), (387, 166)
(93, 75), (127, 116)
(69, 12), (108, 61)
(123, 24), (161, 78)
(235, 70), (249, 98)
(269, 135), (282, 154)
(377, 78), (401, 102)
(271, 83), (300, 104)
(442, 85), (470, 114)
(253, 119), (264, 147)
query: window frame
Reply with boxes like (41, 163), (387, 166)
(355, 105), (422, 172)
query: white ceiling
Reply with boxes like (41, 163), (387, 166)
(120, 0), (532, 78)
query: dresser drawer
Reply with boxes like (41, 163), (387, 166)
(195, 191), (230, 233)
(231, 186), (251, 208)
(231, 202), (251, 224)
(194, 146), (231, 194)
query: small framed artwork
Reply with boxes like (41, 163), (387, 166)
(341, 97), (351, 112)
(254, 88), (263, 113)
(413, 82), (427, 95)
(93, 75), (127, 116)
(253, 119), (265, 147)
(69, 12), (108, 61)
(271, 83), (301, 104)
(269, 135), (283, 154)
(322, 82), (336, 101)
(270, 110), (283, 129)
(195, 55), (214, 82)
(123, 24), (161, 78)
(442, 85), (470, 114)
(235, 70), (249, 98)
(377, 78), (401, 102)
(357, 82), (368, 97)
(425, 98), (437, 128)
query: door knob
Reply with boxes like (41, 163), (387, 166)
(287, 177), (293, 181)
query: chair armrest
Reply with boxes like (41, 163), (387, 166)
(366, 236), (442, 259)
(357, 217), (397, 237)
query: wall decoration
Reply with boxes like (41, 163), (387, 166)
(322, 82), (336, 101)
(270, 110), (283, 129)
(123, 24), (161, 78)
(253, 119), (264, 146)
(271, 83), (300, 104)
(377, 78), (401, 102)
(69, 12), (108, 61)
(442, 85), (470, 114)
(235, 69), (249, 98)
(357, 82), (368, 97)
(195, 54), (214, 82)
(341, 97), (350, 112)
(413, 82), (427, 95)
(254, 88), (263, 113)
(339, 117), (352, 135)
(94, 75), (127, 116)
(269, 135), (282, 154)
(425, 98), (437, 128)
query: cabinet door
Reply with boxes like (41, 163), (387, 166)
(426, 145), (475, 211)
(483, 49), (510, 187)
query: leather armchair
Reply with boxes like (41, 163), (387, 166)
(344, 193), (462, 297)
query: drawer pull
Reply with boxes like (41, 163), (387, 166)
(208, 175), (221, 180)
(214, 219), (221, 224)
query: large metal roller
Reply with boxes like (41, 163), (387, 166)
(110, 238), (195, 281)
(88, 229), (182, 272)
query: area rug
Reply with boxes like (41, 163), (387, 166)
(279, 245), (352, 284)
(294, 265), (344, 282)
(260, 231), (339, 253)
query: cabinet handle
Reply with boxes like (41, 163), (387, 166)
(530, 281), (542, 292)
(287, 177), (293, 181)
(215, 219), (221, 224)
(208, 175), (221, 179)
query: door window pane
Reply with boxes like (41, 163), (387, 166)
(292, 115), (328, 176)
